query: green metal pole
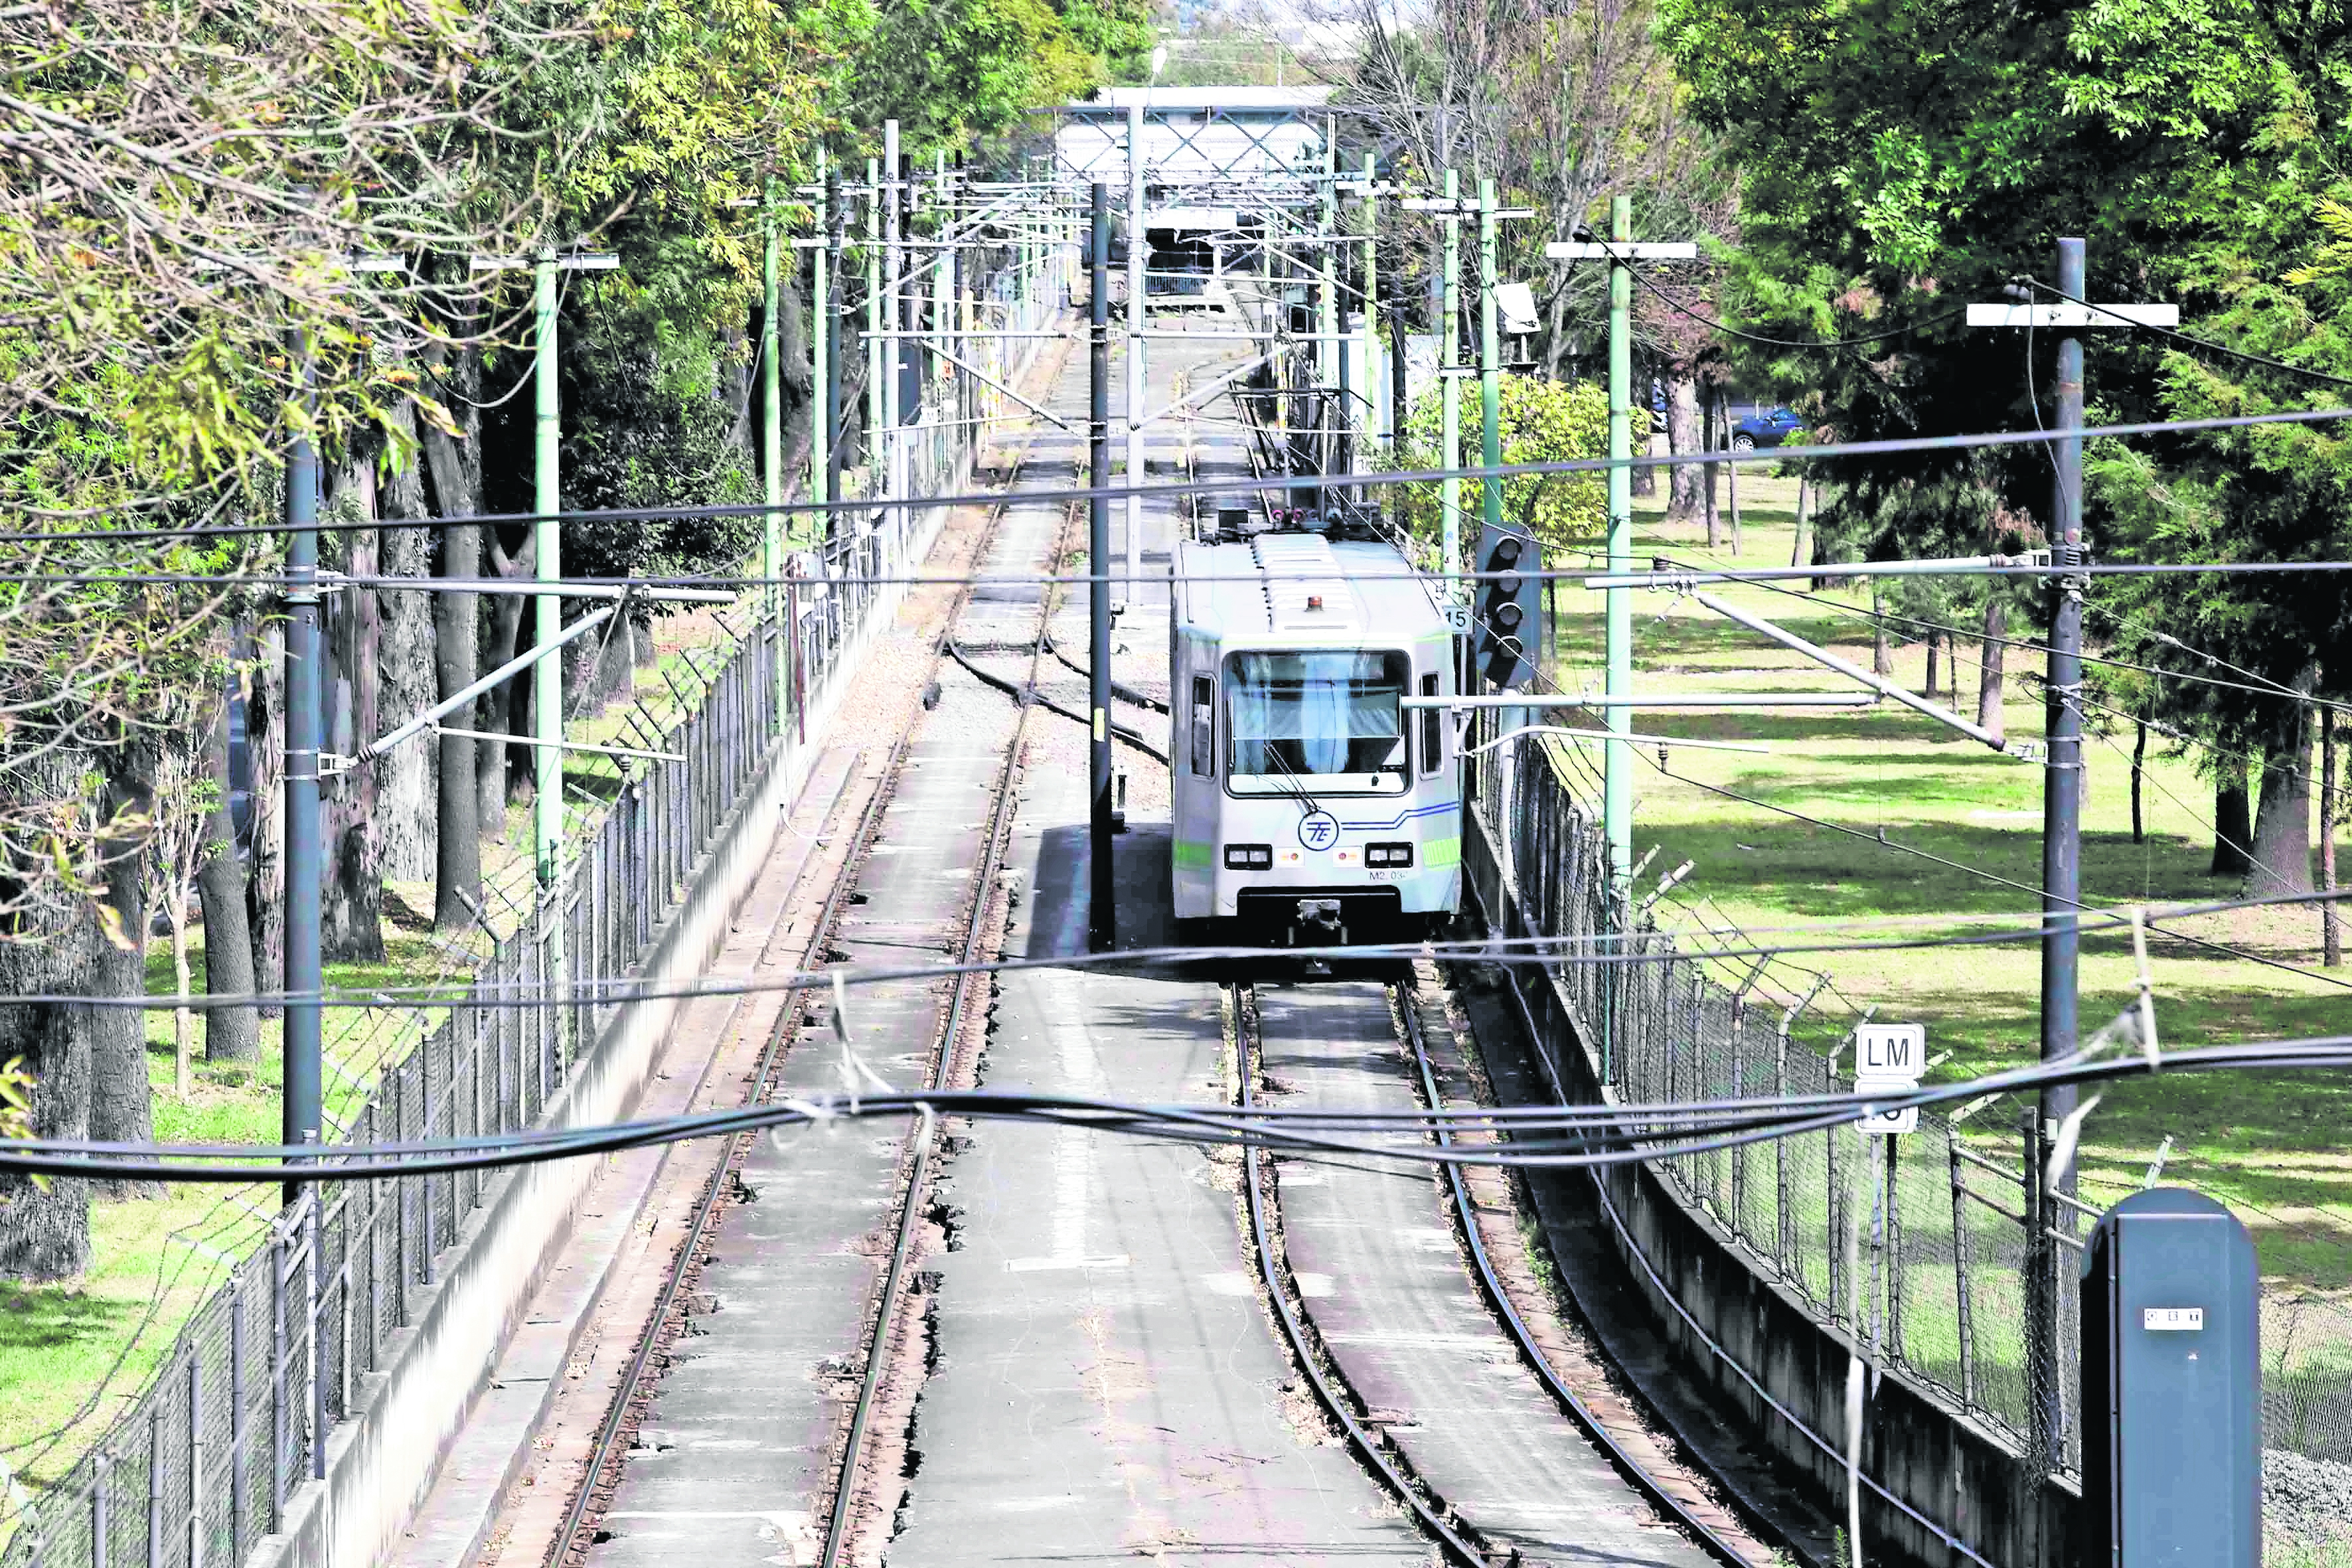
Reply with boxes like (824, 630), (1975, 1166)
(1360, 153), (1379, 458)
(1440, 168), (1462, 590)
(1477, 178), (1502, 540)
(761, 186), (785, 733)
(811, 150), (830, 526)
(532, 252), (563, 894)
(866, 155), (882, 496)
(1605, 193), (1634, 907)
(1319, 127), (1338, 433)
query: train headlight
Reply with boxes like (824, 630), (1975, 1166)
(1366, 842), (1414, 868)
(1223, 844), (1273, 870)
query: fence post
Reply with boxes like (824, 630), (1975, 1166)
(271, 1228), (287, 1522)
(1775, 1006), (1794, 1281)
(1884, 1129), (1905, 1364)
(90, 1452), (108, 1568)
(187, 1354), (204, 1568)
(145, 1401), (161, 1568)
(230, 1271), (247, 1562)
(307, 1196), (325, 1481)
(1826, 1118), (1843, 1322)
(1948, 1137), (1978, 1409)
(2022, 1111), (2059, 1479)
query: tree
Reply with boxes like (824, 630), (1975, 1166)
(1398, 374), (1608, 560)
(1659, 0), (2352, 893)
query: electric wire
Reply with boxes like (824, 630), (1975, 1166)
(11, 403), (2352, 548)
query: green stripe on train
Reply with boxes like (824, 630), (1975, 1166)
(1421, 836), (1460, 870)
(1173, 840), (1214, 869)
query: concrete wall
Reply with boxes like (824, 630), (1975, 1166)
(1463, 805), (2081, 1568)
(251, 500), (951, 1568)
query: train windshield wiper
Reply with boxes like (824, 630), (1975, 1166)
(1261, 739), (1323, 819)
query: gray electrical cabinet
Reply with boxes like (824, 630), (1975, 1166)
(2080, 1188), (2260, 1568)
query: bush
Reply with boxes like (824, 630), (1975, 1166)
(1397, 374), (1608, 560)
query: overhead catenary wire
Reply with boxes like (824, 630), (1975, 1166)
(3, 1034), (2352, 1185)
(10, 402), (2352, 549)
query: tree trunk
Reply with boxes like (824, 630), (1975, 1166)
(1632, 408), (1656, 498)
(1702, 395), (1721, 550)
(1871, 584), (1895, 677)
(2324, 719), (2341, 967)
(246, 618), (287, 1017)
(376, 411), (438, 885)
(1976, 597), (2007, 738)
(1665, 373), (1701, 522)
(2131, 719), (2147, 845)
(196, 690), (260, 1062)
(2211, 761), (2252, 878)
(0, 838), (98, 1279)
(1924, 630), (1940, 702)
(1790, 477), (1811, 568)
(321, 463), (384, 962)
(93, 761), (161, 1199)
(779, 272), (815, 509)
(431, 512), (483, 931)
(1725, 395), (1741, 556)
(2248, 680), (2317, 899)
(479, 531), (534, 832)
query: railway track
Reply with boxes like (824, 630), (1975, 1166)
(552, 368), (1073, 1568)
(1231, 974), (1764, 1568)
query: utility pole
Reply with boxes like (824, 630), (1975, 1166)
(1125, 99), (1146, 597)
(282, 331), (322, 1200)
(760, 184), (787, 732)
(1965, 238), (2176, 1498)
(2044, 234), (2086, 1132)
(1089, 183), (1115, 953)
(532, 252), (563, 900)
(1360, 153), (1380, 461)
(1545, 214), (1696, 907)
(883, 120), (903, 564)
(1440, 169), (1462, 589)
(811, 150), (830, 532)
(866, 155), (883, 532)
(1320, 127), (1340, 475)
(1476, 178), (1502, 544)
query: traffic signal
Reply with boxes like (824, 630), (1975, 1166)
(1473, 522), (1543, 689)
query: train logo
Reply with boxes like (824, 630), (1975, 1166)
(1297, 811), (1340, 852)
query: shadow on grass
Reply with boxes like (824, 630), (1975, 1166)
(0, 1286), (139, 1357)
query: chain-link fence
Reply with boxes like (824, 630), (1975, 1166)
(1, 230), (1065, 1568)
(1473, 716), (2352, 1488)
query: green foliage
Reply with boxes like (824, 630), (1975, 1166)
(1656, 0), (2352, 768)
(1397, 376), (1608, 557)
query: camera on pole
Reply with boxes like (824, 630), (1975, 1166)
(1473, 521), (1542, 690)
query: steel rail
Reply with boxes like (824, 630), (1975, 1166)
(1229, 982), (1490, 1568)
(548, 711), (902, 1568)
(1393, 979), (1758, 1567)
(815, 489), (1075, 1568)
(552, 335), (1071, 1568)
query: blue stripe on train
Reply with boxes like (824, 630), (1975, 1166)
(1337, 799), (1460, 832)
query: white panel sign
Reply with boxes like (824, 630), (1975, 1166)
(1856, 1022), (1926, 1080)
(2144, 1307), (2205, 1332)
(1859, 1104), (1918, 1137)
(1444, 605), (1472, 635)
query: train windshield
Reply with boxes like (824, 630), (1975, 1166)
(1224, 650), (1410, 796)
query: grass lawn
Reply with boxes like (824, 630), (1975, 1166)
(1541, 469), (2352, 1292)
(0, 600), (757, 1494)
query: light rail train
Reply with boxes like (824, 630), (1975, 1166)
(1169, 524), (1462, 944)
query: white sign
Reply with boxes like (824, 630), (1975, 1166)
(1858, 1101), (1917, 1137)
(1856, 1022), (1926, 1080)
(1443, 605), (1473, 636)
(2144, 1307), (2205, 1332)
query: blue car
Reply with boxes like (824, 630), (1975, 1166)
(1732, 406), (1806, 450)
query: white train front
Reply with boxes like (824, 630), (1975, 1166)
(1168, 529), (1461, 943)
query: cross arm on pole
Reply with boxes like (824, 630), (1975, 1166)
(1964, 303), (2178, 327)
(1546, 242), (1701, 262)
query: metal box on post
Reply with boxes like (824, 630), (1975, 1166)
(2080, 1188), (2259, 1568)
